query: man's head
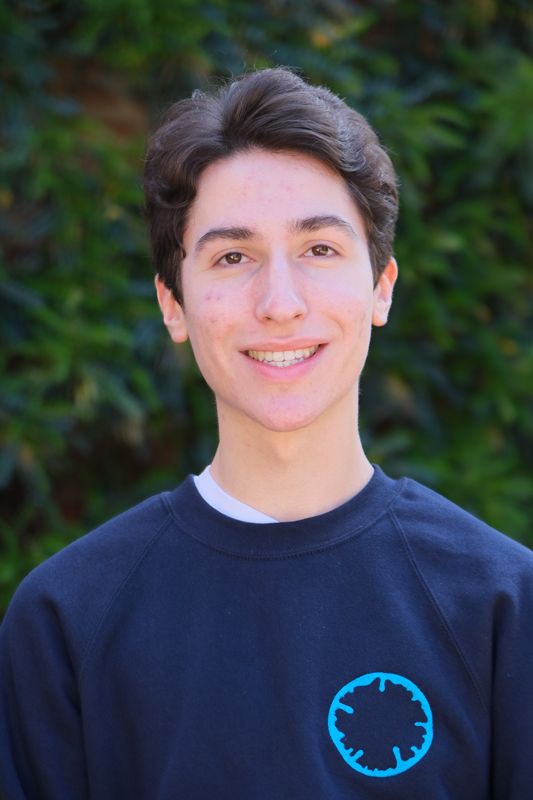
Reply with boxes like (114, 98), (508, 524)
(147, 69), (399, 434)
(144, 68), (398, 307)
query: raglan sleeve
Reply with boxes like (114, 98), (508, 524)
(490, 556), (533, 798)
(0, 570), (90, 800)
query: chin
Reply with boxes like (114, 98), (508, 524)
(248, 403), (327, 434)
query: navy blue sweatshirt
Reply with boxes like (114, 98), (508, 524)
(1, 467), (533, 799)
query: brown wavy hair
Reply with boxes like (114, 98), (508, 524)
(144, 68), (399, 306)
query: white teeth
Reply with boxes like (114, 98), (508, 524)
(247, 345), (319, 365)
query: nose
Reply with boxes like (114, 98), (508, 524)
(254, 254), (307, 324)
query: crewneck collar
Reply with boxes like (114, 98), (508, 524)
(164, 465), (403, 558)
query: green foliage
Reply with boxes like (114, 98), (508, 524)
(1, 0), (532, 612)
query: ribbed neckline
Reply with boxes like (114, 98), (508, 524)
(164, 465), (404, 558)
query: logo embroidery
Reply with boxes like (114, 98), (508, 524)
(328, 672), (433, 777)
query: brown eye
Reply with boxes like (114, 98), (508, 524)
(311, 245), (331, 256)
(224, 252), (242, 264)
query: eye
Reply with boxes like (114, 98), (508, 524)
(218, 251), (252, 266)
(304, 244), (337, 257)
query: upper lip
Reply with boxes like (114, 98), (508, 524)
(241, 339), (326, 352)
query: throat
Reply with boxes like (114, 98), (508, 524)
(211, 405), (372, 522)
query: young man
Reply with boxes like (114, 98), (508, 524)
(1, 68), (532, 799)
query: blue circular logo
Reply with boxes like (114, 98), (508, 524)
(328, 672), (433, 777)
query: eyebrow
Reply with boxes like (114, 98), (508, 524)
(193, 214), (359, 256)
(194, 227), (256, 255)
(289, 215), (360, 240)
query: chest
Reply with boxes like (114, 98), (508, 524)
(79, 555), (491, 799)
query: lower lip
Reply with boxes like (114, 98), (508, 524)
(242, 346), (325, 379)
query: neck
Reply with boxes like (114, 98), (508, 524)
(210, 389), (373, 522)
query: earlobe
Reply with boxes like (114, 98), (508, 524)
(372, 258), (398, 327)
(155, 276), (189, 343)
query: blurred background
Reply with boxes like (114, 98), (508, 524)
(1, 0), (533, 614)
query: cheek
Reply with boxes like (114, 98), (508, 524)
(323, 282), (373, 332)
(204, 299), (221, 327)
(186, 289), (237, 357)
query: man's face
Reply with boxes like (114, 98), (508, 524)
(157, 149), (396, 433)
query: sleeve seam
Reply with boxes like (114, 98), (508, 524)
(78, 510), (173, 690)
(389, 505), (489, 721)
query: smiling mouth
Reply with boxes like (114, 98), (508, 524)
(246, 345), (320, 368)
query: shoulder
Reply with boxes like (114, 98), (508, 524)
(1, 487), (180, 669)
(388, 477), (533, 696)
(388, 476), (533, 651)
(390, 476), (533, 581)
(23, 490), (173, 589)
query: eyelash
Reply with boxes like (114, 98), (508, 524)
(217, 252), (252, 266)
(216, 243), (338, 266)
(303, 244), (337, 257)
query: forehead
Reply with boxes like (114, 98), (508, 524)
(184, 149), (365, 243)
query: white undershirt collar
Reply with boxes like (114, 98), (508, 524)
(194, 465), (278, 524)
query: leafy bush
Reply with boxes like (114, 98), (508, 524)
(1, 0), (532, 612)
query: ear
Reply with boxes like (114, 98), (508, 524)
(372, 258), (398, 327)
(155, 276), (189, 343)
